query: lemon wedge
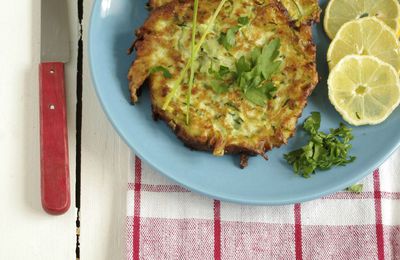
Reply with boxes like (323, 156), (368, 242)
(324, 0), (400, 39)
(327, 17), (400, 72)
(328, 55), (400, 126)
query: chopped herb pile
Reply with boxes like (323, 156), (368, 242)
(346, 184), (363, 193)
(284, 112), (356, 178)
(149, 66), (172, 78)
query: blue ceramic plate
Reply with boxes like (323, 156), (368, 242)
(89, 0), (400, 205)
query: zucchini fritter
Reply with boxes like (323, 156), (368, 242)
(128, 0), (319, 165)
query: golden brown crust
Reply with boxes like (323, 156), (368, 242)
(148, 0), (320, 24)
(128, 1), (186, 102)
(128, 0), (319, 163)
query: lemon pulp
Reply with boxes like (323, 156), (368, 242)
(324, 0), (400, 39)
(328, 55), (400, 126)
(327, 17), (400, 72)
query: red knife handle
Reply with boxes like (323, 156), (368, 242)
(39, 62), (70, 215)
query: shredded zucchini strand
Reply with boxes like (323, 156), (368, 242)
(185, 0), (199, 125)
(291, 0), (303, 18)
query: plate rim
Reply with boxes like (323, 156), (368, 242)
(88, 0), (400, 205)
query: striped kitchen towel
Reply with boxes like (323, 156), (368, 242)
(126, 149), (400, 260)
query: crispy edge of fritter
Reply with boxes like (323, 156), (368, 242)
(128, 2), (182, 103)
(148, 0), (166, 10)
(148, 0), (320, 24)
(282, 0), (321, 24)
(128, 0), (319, 158)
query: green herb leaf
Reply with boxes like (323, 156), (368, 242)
(218, 65), (231, 77)
(149, 66), (172, 78)
(359, 13), (369, 19)
(244, 87), (268, 106)
(260, 82), (277, 99)
(250, 47), (261, 64)
(238, 16), (249, 25)
(234, 38), (282, 105)
(346, 184), (363, 193)
(236, 56), (252, 75)
(207, 38), (282, 106)
(303, 111), (320, 135)
(258, 38), (281, 79)
(210, 80), (229, 94)
(284, 112), (356, 178)
(219, 16), (250, 50)
(207, 65), (234, 94)
(218, 26), (239, 50)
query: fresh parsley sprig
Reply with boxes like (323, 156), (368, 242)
(206, 65), (234, 94)
(218, 16), (249, 50)
(235, 38), (282, 106)
(284, 112), (356, 178)
(205, 38), (282, 106)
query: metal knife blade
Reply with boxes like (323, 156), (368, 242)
(41, 0), (70, 62)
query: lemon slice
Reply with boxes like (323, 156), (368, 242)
(327, 17), (400, 72)
(324, 0), (400, 39)
(328, 55), (400, 126)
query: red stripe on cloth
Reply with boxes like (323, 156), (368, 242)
(322, 191), (400, 200)
(127, 183), (400, 200)
(379, 192), (400, 200)
(133, 157), (142, 260)
(214, 200), (221, 260)
(294, 203), (302, 260)
(373, 169), (385, 260)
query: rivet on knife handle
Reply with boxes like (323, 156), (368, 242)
(39, 62), (70, 215)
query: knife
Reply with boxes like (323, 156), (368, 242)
(40, 0), (70, 215)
